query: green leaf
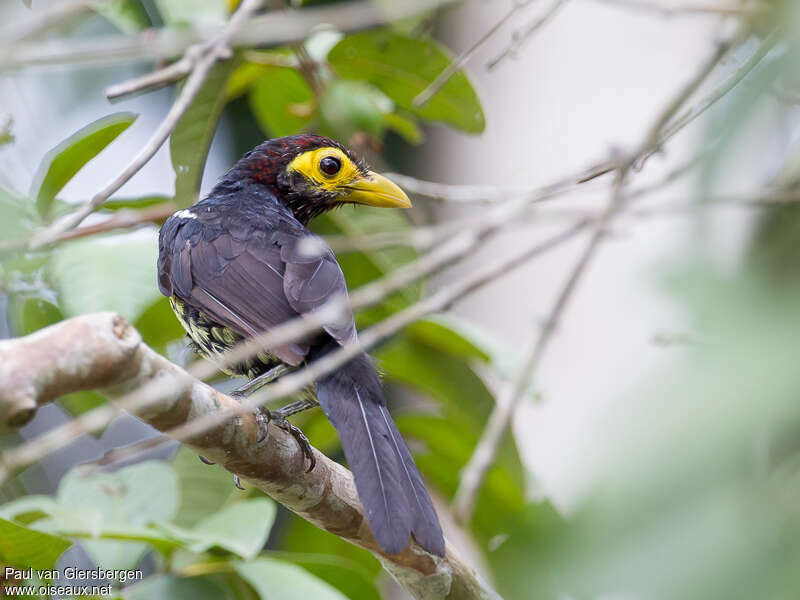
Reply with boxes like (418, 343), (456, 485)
(0, 495), (59, 525)
(248, 68), (314, 137)
(329, 31), (485, 133)
(171, 61), (236, 209)
(125, 575), (229, 600)
(92, 0), (150, 33)
(30, 112), (137, 220)
(7, 296), (62, 336)
(319, 80), (388, 141)
(0, 113), (13, 145)
(103, 195), (173, 211)
(171, 447), (237, 529)
(234, 558), (349, 600)
(154, 0), (227, 26)
(279, 516), (382, 600)
(407, 316), (490, 363)
(58, 390), (107, 418)
(134, 297), (186, 356)
(54, 462), (179, 570)
(0, 184), (37, 244)
(225, 50), (296, 101)
(383, 112), (424, 145)
(168, 499), (276, 559)
(58, 461), (179, 525)
(49, 229), (161, 323)
(0, 517), (71, 571)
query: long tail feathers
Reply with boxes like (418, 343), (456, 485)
(315, 352), (445, 556)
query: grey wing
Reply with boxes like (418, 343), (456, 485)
(278, 232), (357, 347)
(160, 223), (310, 365)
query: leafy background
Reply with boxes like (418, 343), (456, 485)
(4, 0), (800, 599)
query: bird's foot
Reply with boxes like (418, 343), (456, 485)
(198, 455), (215, 465)
(257, 408), (315, 473)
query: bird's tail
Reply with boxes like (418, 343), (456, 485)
(314, 349), (445, 556)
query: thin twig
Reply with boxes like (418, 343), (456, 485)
(86, 0), (456, 98)
(638, 27), (780, 168)
(0, 221), (589, 482)
(413, 0), (536, 108)
(585, 0), (769, 18)
(27, 0), (264, 249)
(487, 0), (570, 71)
(452, 25), (746, 522)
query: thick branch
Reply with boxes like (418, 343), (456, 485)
(0, 313), (497, 600)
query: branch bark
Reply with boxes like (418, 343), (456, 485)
(0, 313), (498, 600)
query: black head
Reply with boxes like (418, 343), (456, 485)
(226, 135), (410, 224)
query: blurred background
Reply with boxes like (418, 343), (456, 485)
(2, 0), (800, 598)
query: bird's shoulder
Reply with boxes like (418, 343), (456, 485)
(157, 183), (356, 351)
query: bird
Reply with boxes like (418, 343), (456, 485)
(157, 134), (445, 557)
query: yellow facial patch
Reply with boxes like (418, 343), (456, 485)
(286, 147), (361, 192)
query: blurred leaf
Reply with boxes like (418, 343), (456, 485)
(135, 297), (186, 355)
(279, 516), (382, 600)
(58, 390), (107, 418)
(0, 517), (71, 571)
(226, 50), (296, 101)
(126, 575), (229, 600)
(7, 296), (62, 336)
(58, 461), (179, 524)
(407, 316), (490, 363)
(0, 495), (59, 525)
(93, 0), (150, 33)
(166, 499), (275, 559)
(49, 229), (161, 323)
(154, 0), (226, 26)
(103, 195), (173, 211)
(171, 447), (236, 529)
(234, 557), (349, 600)
(329, 31), (485, 133)
(53, 462), (179, 570)
(171, 61), (236, 209)
(418, 312), (538, 400)
(0, 184), (37, 243)
(30, 112), (137, 221)
(226, 63), (271, 101)
(319, 80), (388, 141)
(248, 68), (314, 137)
(383, 112), (424, 145)
(0, 113), (12, 145)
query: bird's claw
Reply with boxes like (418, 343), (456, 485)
(198, 455), (215, 465)
(258, 408), (316, 473)
(233, 474), (245, 490)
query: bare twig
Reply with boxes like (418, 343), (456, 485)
(0, 221), (589, 482)
(3, 0), (93, 42)
(27, 0), (264, 249)
(413, 0), (536, 108)
(585, 0), (769, 18)
(93, 0), (456, 98)
(453, 25), (747, 522)
(639, 27), (780, 167)
(487, 0), (570, 71)
(0, 314), (497, 600)
(53, 203), (176, 243)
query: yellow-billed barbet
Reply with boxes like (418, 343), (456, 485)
(157, 135), (445, 556)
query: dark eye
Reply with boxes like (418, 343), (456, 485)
(319, 156), (341, 176)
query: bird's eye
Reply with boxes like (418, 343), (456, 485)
(319, 156), (341, 177)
